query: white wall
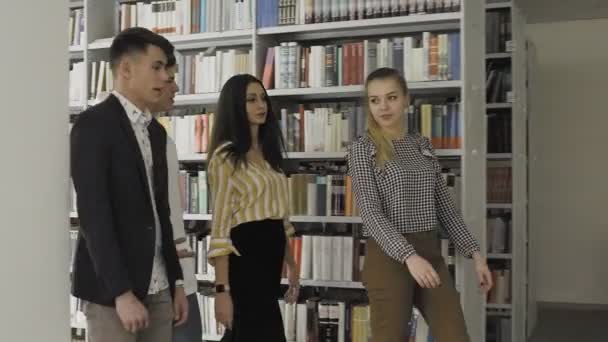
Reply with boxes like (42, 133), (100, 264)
(528, 19), (608, 305)
(0, 1), (70, 341)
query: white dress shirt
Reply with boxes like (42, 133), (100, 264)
(166, 136), (198, 296)
(112, 91), (169, 294)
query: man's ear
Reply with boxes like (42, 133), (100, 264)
(117, 56), (134, 80)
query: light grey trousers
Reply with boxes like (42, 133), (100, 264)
(85, 289), (173, 342)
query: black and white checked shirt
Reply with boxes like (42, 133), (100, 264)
(346, 133), (480, 263)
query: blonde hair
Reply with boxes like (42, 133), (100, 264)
(364, 68), (409, 168)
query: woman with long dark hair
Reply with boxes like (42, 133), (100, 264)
(206, 74), (299, 341)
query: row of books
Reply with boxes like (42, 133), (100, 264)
(158, 114), (214, 156)
(487, 268), (511, 305)
(487, 167), (512, 203)
(157, 99), (461, 157)
(69, 62), (86, 103)
(259, 0), (462, 27)
(288, 174), (359, 217)
(263, 33), (461, 90)
(283, 235), (365, 281)
(69, 8), (85, 47)
(279, 300), (371, 342)
(176, 168), (360, 218)
(279, 104), (359, 153)
(71, 328), (86, 342)
(487, 62), (512, 103)
(179, 167), (459, 218)
(188, 234), (216, 277)
(486, 10), (512, 54)
(408, 101), (461, 149)
(89, 61), (115, 101)
(174, 49), (252, 95)
(119, 0), (253, 35)
(487, 215), (510, 254)
(198, 294), (226, 337)
(180, 170), (209, 215)
(487, 112), (511, 154)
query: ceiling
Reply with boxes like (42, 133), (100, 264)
(515, 0), (608, 23)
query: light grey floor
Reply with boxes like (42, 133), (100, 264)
(528, 304), (608, 342)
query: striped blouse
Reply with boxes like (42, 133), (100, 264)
(207, 142), (295, 259)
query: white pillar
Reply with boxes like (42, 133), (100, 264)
(0, 1), (70, 341)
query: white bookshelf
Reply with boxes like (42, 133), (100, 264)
(488, 253), (513, 260)
(486, 1), (513, 10)
(177, 150), (461, 162)
(66, 2), (526, 341)
(487, 303), (513, 310)
(197, 274), (365, 290)
(486, 52), (512, 59)
(174, 93), (220, 106)
(485, 1), (529, 341)
(69, 0), (84, 9)
(487, 203), (513, 209)
(281, 278), (365, 289)
(89, 29), (253, 50)
(266, 81), (461, 100)
(487, 102), (513, 109)
(196, 274), (215, 282)
(178, 153), (208, 162)
(202, 334), (222, 342)
(487, 153), (512, 160)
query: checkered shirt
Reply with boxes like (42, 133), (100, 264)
(346, 132), (480, 263)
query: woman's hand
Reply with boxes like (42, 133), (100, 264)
(473, 252), (493, 293)
(284, 263), (300, 304)
(405, 254), (441, 288)
(215, 292), (233, 330)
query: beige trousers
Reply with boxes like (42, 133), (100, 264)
(84, 289), (173, 342)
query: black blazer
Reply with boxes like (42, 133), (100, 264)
(70, 94), (183, 306)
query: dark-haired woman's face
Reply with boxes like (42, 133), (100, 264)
(367, 78), (408, 131)
(245, 82), (268, 126)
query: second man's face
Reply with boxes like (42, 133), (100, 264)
(154, 65), (179, 113)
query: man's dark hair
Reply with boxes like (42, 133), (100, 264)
(109, 27), (175, 71)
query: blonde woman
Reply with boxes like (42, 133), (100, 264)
(346, 67), (493, 342)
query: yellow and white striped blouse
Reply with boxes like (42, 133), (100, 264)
(207, 142), (295, 259)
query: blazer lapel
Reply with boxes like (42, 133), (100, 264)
(107, 95), (152, 203)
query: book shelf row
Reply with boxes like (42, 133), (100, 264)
(67, 10), (462, 54)
(259, 0), (462, 28)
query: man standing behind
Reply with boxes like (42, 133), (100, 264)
(151, 60), (204, 342)
(70, 27), (188, 342)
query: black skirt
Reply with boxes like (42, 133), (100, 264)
(226, 219), (287, 342)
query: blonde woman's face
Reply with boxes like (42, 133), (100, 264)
(366, 78), (408, 131)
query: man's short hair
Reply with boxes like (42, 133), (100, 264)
(109, 27), (175, 71)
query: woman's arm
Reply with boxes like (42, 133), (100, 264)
(207, 151), (240, 263)
(422, 137), (481, 258)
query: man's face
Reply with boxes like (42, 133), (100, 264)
(153, 65), (179, 113)
(119, 44), (169, 109)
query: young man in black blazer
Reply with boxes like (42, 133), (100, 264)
(70, 27), (188, 342)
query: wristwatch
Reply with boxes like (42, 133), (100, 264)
(215, 283), (230, 293)
(175, 279), (184, 288)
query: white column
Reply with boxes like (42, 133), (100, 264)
(0, 1), (70, 341)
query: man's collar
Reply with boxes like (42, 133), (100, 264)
(112, 90), (153, 127)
